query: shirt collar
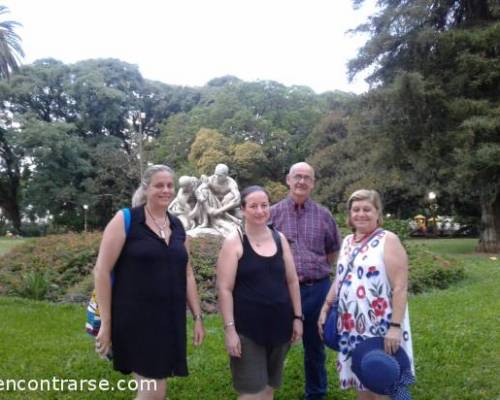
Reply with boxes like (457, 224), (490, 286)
(285, 195), (311, 211)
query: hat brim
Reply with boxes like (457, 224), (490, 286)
(351, 336), (411, 395)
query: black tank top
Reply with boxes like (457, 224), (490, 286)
(233, 227), (293, 346)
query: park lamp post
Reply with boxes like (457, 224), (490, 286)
(427, 191), (438, 235)
(83, 204), (89, 233)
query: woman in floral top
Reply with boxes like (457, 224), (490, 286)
(318, 189), (415, 400)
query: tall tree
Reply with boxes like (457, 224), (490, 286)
(349, 0), (500, 251)
(0, 5), (24, 79)
(0, 5), (24, 230)
(0, 125), (22, 232)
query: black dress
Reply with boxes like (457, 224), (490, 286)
(111, 206), (189, 379)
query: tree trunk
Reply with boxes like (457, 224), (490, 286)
(0, 131), (22, 234)
(476, 191), (500, 253)
(0, 178), (22, 233)
(1, 202), (22, 234)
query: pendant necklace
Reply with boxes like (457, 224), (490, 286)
(146, 207), (169, 239)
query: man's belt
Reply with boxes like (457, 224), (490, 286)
(299, 276), (330, 286)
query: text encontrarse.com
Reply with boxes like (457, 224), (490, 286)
(0, 377), (157, 392)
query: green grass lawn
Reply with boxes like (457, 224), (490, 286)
(409, 237), (478, 255)
(0, 238), (27, 256)
(0, 239), (499, 399)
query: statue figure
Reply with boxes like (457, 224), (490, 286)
(193, 164), (241, 235)
(168, 176), (199, 230)
(170, 165), (242, 236)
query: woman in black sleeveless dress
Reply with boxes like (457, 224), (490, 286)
(217, 186), (303, 399)
(94, 165), (205, 399)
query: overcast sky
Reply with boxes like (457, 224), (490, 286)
(3, 0), (376, 94)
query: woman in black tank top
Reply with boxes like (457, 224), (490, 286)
(217, 186), (303, 399)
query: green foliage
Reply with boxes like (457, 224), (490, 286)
(18, 118), (93, 221)
(0, 5), (24, 79)
(347, 0), (500, 249)
(158, 78), (329, 182)
(230, 141), (268, 186)
(382, 218), (411, 242)
(0, 229), (467, 306)
(0, 233), (224, 312)
(407, 243), (466, 294)
(0, 233), (101, 300)
(155, 112), (200, 169)
(0, 58), (203, 232)
(264, 180), (289, 205)
(18, 270), (49, 300)
(188, 128), (231, 174)
(188, 235), (223, 312)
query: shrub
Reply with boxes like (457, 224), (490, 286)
(383, 218), (411, 242)
(264, 180), (289, 205)
(0, 231), (223, 312)
(333, 211), (351, 238)
(189, 234), (224, 313)
(0, 232), (101, 302)
(407, 244), (466, 294)
(0, 230), (466, 307)
(18, 270), (49, 300)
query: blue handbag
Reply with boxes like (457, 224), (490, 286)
(323, 273), (347, 351)
(323, 228), (382, 351)
(323, 298), (342, 350)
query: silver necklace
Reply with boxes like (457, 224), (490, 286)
(246, 228), (270, 247)
(146, 207), (169, 239)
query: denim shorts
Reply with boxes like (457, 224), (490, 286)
(230, 335), (290, 394)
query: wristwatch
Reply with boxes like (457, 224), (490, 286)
(294, 314), (305, 321)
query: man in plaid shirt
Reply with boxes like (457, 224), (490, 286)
(271, 162), (341, 400)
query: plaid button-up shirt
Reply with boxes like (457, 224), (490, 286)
(270, 196), (341, 282)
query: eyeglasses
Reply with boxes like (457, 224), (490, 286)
(291, 174), (313, 183)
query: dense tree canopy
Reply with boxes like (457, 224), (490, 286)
(0, 58), (342, 233)
(0, 58), (202, 231)
(343, 0), (500, 251)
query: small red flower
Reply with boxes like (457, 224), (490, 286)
(341, 312), (355, 331)
(371, 297), (388, 317)
(356, 285), (366, 298)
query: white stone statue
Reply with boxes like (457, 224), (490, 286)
(170, 164), (242, 236)
(168, 176), (199, 230)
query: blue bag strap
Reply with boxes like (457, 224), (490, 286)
(122, 208), (131, 236)
(111, 208), (131, 286)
